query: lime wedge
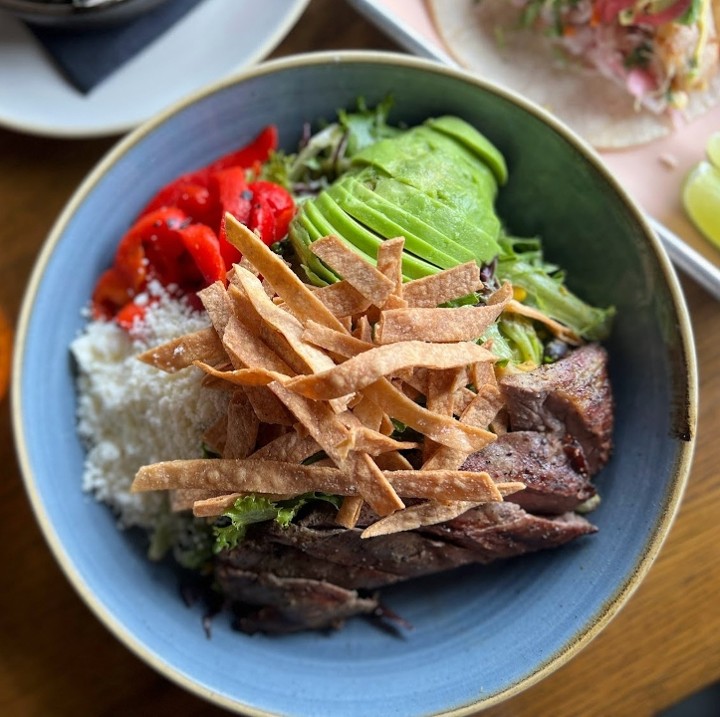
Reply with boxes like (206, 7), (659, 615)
(682, 160), (720, 248)
(707, 132), (720, 169)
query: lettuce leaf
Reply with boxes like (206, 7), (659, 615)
(497, 234), (614, 342)
(212, 492), (342, 554)
(261, 96), (399, 195)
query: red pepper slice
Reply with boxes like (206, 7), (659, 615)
(211, 167), (254, 267)
(177, 224), (226, 288)
(91, 267), (134, 320)
(248, 180), (295, 243)
(114, 207), (189, 292)
(207, 125), (278, 174)
(115, 302), (148, 331)
(139, 170), (211, 216)
(247, 192), (276, 246)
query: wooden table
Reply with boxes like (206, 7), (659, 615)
(1, 1), (719, 715)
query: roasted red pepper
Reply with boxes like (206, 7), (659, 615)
(92, 124), (294, 327)
(177, 224), (226, 288)
(114, 207), (188, 292)
(249, 180), (295, 243)
(139, 125), (278, 218)
(212, 167), (253, 267)
(91, 267), (134, 320)
(206, 125), (278, 174)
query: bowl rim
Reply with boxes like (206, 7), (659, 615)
(11, 50), (698, 716)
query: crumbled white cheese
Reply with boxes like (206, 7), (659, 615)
(71, 284), (228, 530)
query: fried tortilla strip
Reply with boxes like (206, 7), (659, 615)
(310, 235), (396, 307)
(353, 315), (373, 344)
(377, 283), (512, 344)
(313, 281), (372, 318)
(227, 283), (310, 376)
(376, 302), (509, 344)
(222, 314), (294, 375)
(469, 360), (497, 391)
(285, 341), (495, 400)
(198, 281), (234, 337)
(302, 320), (373, 360)
(193, 494), (241, 517)
(234, 268), (337, 375)
(375, 451), (414, 471)
(361, 378), (496, 453)
(334, 426), (418, 458)
(248, 430), (320, 463)
(426, 367), (468, 417)
(224, 389), (259, 459)
(170, 488), (228, 512)
(458, 384), (504, 430)
(335, 496), (364, 529)
(213, 318), (297, 428)
(244, 386), (296, 426)
(422, 384), (505, 471)
(351, 394), (385, 432)
(269, 382), (403, 515)
(376, 237), (405, 303)
(225, 215), (346, 333)
(133, 459), (515, 503)
(202, 413), (228, 456)
(423, 367), (468, 462)
(505, 298), (583, 345)
(401, 262), (481, 308)
(194, 362), (289, 387)
(452, 387), (479, 416)
(137, 327), (226, 373)
(360, 481), (526, 538)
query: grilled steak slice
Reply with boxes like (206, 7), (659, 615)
(265, 517), (480, 581)
(499, 343), (613, 473)
(461, 431), (595, 514)
(214, 504), (596, 633)
(216, 536), (402, 591)
(423, 502), (597, 560)
(215, 568), (378, 633)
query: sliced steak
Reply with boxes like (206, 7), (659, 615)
(423, 502), (597, 560)
(216, 535), (402, 591)
(264, 516), (481, 581)
(215, 568), (378, 633)
(461, 431), (595, 514)
(499, 343), (613, 473)
(215, 502), (597, 632)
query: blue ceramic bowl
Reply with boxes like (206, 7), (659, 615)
(13, 52), (697, 716)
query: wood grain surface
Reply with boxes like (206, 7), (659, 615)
(1, 1), (718, 715)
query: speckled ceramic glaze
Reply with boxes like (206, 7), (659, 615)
(12, 52), (696, 716)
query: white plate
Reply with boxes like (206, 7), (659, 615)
(0, 0), (309, 137)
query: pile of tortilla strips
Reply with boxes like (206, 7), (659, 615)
(131, 213), (575, 538)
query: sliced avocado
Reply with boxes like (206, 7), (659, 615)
(352, 126), (499, 202)
(333, 176), (479, 264)
(329, 183), (463, 270)
(289, 212), (339, 284)
(426, 116), (508, 185)
(313, 191), (439, 280)
(365, 174), (500, 262)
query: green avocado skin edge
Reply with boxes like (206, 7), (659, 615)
(288, 116), (507, 282)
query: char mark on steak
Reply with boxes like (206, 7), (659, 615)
(499, 343), (613, 474)
(460, 431), (595, 514)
